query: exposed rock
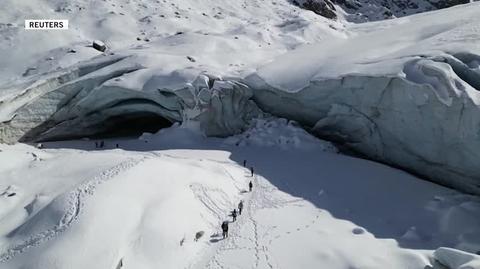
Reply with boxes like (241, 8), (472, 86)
(294, 0), (477, 22)
(22, 67), (37, 77)
(292, 0), (337, 19)
(194, 231), (205, 241)
(428, 0), (470, 9)
(92, 40), (106, 52)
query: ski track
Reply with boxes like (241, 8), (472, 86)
(0, 157), (147, 263)
(190, 183), (232, 228)
(249, 175), (262, 269)
(251, 176), (278, 269)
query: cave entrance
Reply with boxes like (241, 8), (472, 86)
(91, 112), (174, 139)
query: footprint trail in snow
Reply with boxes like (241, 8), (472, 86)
(0, 157), (146, 262)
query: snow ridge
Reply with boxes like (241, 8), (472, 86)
(0, 157), (146, 263)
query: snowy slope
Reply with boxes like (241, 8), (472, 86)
(0, 0), (345, 86)
(0, 121), (479, 269)
(252, 3), (480, 91)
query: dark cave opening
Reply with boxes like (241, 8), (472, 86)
(90, 112), (174, 139)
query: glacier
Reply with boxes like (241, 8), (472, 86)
(2, 0), (480, 268)
(247, 58), (480, 195)
(0, 55), (260, 142)
(246, 4), (480, 195)
(1, 1), (480, 197)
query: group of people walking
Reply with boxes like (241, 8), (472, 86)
(94, 141), (120, 149)
(221, 178), (253, 239)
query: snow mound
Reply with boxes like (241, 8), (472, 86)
(0, 145), (247, 268)
(223, 118), (338, 152)
(139, 122), (207, 147)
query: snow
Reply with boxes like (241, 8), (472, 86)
(0, 0), (345, 87)
(1, 121), (480, 269)
(254, 2), (480, 92)
(0, 0), (346, 144)
(2, 2), (479, 195)
(222, 118), (338, 152)
(1, 0), (480, 268)
(245, 2), (480, 196)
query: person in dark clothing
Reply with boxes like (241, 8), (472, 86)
(116, 143), (119, 148)
(100, 141), (105, 148)
(249, 181), (253, 192)
(232, 209), (237, 222)
(243, 160), (247, 167)
(95, 141), (98, 148)
(221, 221), (229, 238)
(238, 200), (244, 215)
(250, 167), (254, 177)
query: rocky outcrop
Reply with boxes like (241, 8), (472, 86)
(246, 54), (480, 195)
(292, 0), (337, 19)
(92, 40), (107, 52)
(0, 56), (261, 143)
(428, 0), (470, 9)
(295, 0), (475, 22)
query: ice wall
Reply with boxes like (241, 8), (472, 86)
(0, 56), (260, 143)
(2, 52), (480, 196)
(246, 54), (480, 195)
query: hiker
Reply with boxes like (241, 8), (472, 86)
(249, 181), (253, 192)
(238, 200), (244, 215)
(116, 143), (119, 148)
(100, 141), (105, 148)
(243, 160), (247, 167)
(250, 167), (254, 177)
(221, 221), (229, 238)
(232, 209), (237, 222)
(95, 141), (98, 148)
